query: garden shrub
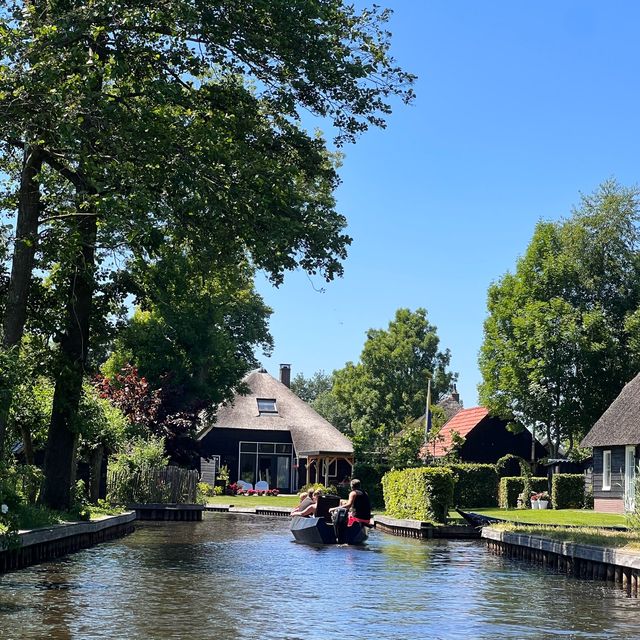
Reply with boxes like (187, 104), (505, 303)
(382, 467), (454, 523)
(353, 463), (390, 508)
(496, 454), (527, 478)
(552, 474), (585, 509)
(499, 476), (547, 508)
(448, 464), (498, 507)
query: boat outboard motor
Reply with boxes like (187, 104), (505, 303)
(331, 507), (349, 544)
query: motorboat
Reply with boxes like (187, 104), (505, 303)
(290, 495), (369, 545)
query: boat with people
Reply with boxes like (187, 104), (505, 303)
(290, 494), (370, 545)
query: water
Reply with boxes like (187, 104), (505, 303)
(0, 513), (638, 639)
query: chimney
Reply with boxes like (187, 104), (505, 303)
(279, 364), (291, 388)
(451, 384), (460, 403)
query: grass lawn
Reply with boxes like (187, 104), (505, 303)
(469, 507), (626, 528)
(205, 494), (300, 508)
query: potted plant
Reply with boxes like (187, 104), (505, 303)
(537, 491), (550, 509)
(530, 491), (540, 509)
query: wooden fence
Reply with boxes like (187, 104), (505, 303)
(107, 466), (199, 504)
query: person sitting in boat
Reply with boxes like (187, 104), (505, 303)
(330, 479), (371, 527)
(293, 489), (314, 514)
(290, 489), (323, 517)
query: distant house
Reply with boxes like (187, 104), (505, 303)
(581, 372), (640, 514)
(437, 385), (463, 422)
(198, 365), (354, 493)
(421, 406), (545, 464)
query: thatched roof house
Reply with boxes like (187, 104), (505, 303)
(198, 366), (353, 492)
(581, 373), (640, 447)
(580, 372), (640, 514)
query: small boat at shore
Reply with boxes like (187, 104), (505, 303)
(290, 495), (369, 545)
(456, 509), (507, 528)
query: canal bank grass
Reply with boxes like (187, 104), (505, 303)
(15, 502), (127, 531)
(206, 494), (301, 508)
(493, 523), (640, 551)
(471, 508), (626, 528)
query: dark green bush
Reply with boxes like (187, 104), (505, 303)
(551, 474), (585, 509)
(353, 463), (389, 508)
(499, 476), (547, 508)
(495, 454), (527, 478)
(382, 467), (454, 523)
(448, 464), (498, 507)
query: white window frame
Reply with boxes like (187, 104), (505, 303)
(602, 449), (612, 491)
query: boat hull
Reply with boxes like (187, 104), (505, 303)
(290, 516), (368, 545)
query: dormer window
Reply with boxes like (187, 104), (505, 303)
(257, 398), (277, 414)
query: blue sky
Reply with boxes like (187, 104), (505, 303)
(256, 1), (640, 407)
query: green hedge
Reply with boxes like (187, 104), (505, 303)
(353, 463), (390, 508)
(448, 464), (498, 507)
(498, 476), (548, 508)
(552, 474), (585, 509)
(382, 467), (454, 523)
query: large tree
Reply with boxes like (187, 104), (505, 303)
(0, 1), (414, 507)
(479, 180), (640, 456)
(332, 308), (456, 462)
(102, 251), (273, 464)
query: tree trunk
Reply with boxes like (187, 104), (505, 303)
(89, 444), (104, 502)
(41, 205), (97, 510)
(19, 422), (35, 467)
(0, 146), (42, 455)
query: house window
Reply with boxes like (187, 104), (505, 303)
(238, 441), (292, 491)
(257, 398), (277, 414)
(602, 450), (612, 491)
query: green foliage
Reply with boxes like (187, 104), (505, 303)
(108, 436), (168, 475)
(333, 308), (456, 463)
(551, 474), (586, 509)
(0, 464), (20, 549)
(495, 454), (528, 478)
(448, 464), (498, 508)
(499, 476), (548, 508)
(116, 258), (273, 415)
(197, 482), (216, 503)
(291, 371), (333, 403)
(387, 419), (427, 469)
(479, 180), (640, 457)
(382, 467), (454, 523)
(300, 482), (339, 496)
(353, 462), (390, 508)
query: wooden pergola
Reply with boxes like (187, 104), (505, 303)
(303, 451), (354, 487)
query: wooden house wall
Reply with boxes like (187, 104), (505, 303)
(199, 428), (351, 491)
(592, 446), (625, 500)
(200, 428), (293, 485)
(461, 417), (546, 463)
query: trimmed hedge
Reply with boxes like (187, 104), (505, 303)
(552, 474), (585, 509)
(448, 464), (498, 507)
(499, 476), (548, 508)
(353, 463), (389, 508)
(382, 467), (454, 523)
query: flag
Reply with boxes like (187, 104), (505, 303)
(424, 377), (432, 442)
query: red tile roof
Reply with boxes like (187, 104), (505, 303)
(429, 406), (489, 457)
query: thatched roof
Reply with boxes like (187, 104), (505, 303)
(581, 372), (640, 447)
(198, 369), (353, 456)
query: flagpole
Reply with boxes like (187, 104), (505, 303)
(424, 376), (432, 445)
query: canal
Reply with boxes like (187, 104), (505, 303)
(0, 513), (638, 639)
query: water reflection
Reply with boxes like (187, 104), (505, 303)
(0, 513), (638, 639)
